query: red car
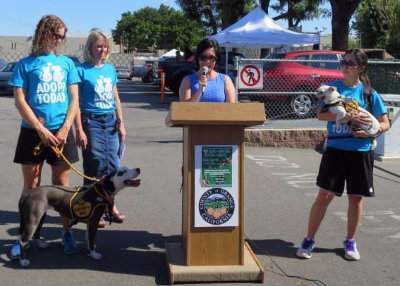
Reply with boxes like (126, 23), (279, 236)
(260, 50), (344, 118)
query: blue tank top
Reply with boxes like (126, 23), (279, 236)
(190, 72), (226, 102)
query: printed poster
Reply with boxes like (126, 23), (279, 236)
(194, 145), (239, 227)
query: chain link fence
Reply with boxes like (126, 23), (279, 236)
(0, 50), (29, 62)
(237, 57), (400, 120)
(0, 49), (134, 68)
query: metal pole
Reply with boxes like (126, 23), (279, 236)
(234, 55), (239, 103)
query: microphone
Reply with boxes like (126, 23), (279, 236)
(201, 66), (209, 93)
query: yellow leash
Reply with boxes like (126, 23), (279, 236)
(33, 142), (99, 182)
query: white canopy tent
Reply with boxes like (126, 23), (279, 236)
(159, 49), (183, 59)
(209, 7), (320, 84)
(209, 6), (320, 48)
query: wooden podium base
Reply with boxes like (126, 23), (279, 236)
(165, 242), (264, 284)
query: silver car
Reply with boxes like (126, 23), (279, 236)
(116, 66), (131, 80)
(0, 62), (16, 96)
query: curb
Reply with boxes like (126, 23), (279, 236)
(245, 128), (326, 149)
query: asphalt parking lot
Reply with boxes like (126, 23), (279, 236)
(0, 79), (399, 286)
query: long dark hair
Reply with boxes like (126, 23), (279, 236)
(344, 49), (371, 92)
(195, 38), (220, 69)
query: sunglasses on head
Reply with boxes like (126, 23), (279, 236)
(340, 59), (357, 67)
(199, 54), (217, 62)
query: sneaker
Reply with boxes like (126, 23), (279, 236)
(10, 241), (21, 260)
(343, 239), (360, 260)
(62, 231), (78, 255)
(296, 238), (315, 259)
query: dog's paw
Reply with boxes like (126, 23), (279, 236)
(19, 258), (30, 267)
(88, 250), (102, 260)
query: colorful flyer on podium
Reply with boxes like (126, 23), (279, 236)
(194, 145), (239, 227)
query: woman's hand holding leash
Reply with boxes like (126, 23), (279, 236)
(55, 125), (69, 145)
(38, 126), (60, 146)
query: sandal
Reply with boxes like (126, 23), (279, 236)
(98, 218), (106, 228)
(108, 206), (125, 223)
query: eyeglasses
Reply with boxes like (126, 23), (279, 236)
(54, 33), (66, 41)
(199, 55), (217, 62)
(340, 59), (357, 68)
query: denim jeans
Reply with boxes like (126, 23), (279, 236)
(81, 112), (120, 185)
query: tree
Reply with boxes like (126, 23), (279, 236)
(271, 0), (327, 29)
(112, 5), (204, 51)
(386, 0), (400, 58)
(329, 0), (362, 50)
(354, 0), (389, 48)
(177, 0), (255, 33)
(259, 0), (272, 14)
(354, 0), (400, 58)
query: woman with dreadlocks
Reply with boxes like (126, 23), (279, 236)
(9, 15), (80, 258)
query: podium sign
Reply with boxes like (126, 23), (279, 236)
(194, 145), (239, 228)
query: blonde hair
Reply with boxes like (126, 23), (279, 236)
(83, 29), (110, 64)
(32, 15), (67, 56)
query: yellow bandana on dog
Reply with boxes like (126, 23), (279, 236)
(72, 201), (92, 218)
(344, 100), (359, 113)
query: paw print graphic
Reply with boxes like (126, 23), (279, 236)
(51, 65), (64, 82)
(103, 78), (113, 93)
(40, 63), (53, 82)
(95, 76), (106, 94)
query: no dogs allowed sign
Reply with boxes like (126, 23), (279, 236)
(238, 64), (263, 90)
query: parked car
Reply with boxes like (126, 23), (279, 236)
(256, 50), (345, 117)
(153, 51), (245, 96)
(0, 58), (7, 70)
(116, 66), (131, 80)
(0, 61), (16, 96)
(153, 57), (196, 95)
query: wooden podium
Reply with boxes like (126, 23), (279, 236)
(165, 102), (265, 283)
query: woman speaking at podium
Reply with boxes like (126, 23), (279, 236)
(179, 38), (236, 103)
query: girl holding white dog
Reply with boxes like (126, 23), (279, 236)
(297, 49), (390, 261)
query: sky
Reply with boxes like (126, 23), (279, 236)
(0, 0), (331, 37)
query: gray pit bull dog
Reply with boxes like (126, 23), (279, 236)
(16, 166), (141, 267)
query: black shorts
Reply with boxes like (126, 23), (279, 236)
(14, 127), (79, 166)
(316, 147), (374, 197)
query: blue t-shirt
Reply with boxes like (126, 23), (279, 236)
(9, 53), (80, 130)
(326, 80), (387, 151)
(77, 62), (118, 114)
(190, 72), (226, 102)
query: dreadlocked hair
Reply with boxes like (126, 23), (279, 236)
(31, 15), (67, 56)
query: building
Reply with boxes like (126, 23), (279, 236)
(0, 34), (123, 62)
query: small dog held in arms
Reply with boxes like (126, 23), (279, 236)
(15, 166), (141, 267)
(316, 85), (380, 136)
